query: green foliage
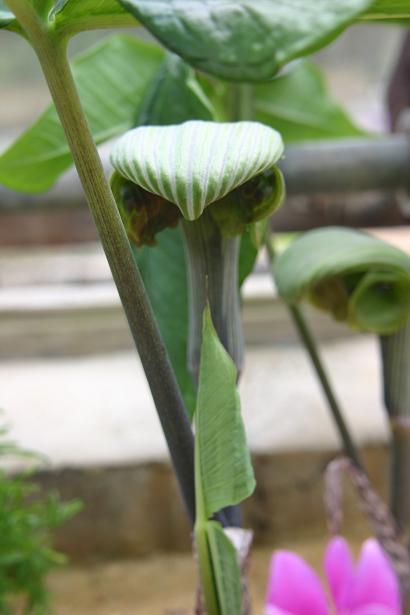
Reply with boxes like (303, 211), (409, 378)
(195, 308), (255, 518)
(0, 426), (81, 614)
(49, 0), (138, 37)
(194, 309), (254, 614)
(0, 35), (163, 192)
(131, 229), (197, 417)
(253, 61), (365, 141)
(364, 0), (410, 20)
(138, 52), (214, 126)
(117, 0), (375, 81)
(274, 227), (410, 334)
(110, 121), (284, 221)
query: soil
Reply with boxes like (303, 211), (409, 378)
(45, 536), (355, 615)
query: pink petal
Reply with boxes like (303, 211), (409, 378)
(350, 607), (399, 615)
(325, 536), (355, 611)
(349, 539), (401, 612)
(266, 551), (329, 615)
(265, 607), (296, 615)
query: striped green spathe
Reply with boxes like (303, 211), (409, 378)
(110, 121), (284, 221)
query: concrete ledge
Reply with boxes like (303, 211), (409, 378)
(35, 446), (388, 562)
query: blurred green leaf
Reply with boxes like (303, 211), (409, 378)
(0, 34), (163, 192)
(138, 53), (214, 126)
(132, 228), (197, 418)
(117, 0), (374, 81)
(0, 424), (81, 613)
(364, 0), (410, 20)
(254, 61), (365, 141)
(274, 227), (410, 334)
(201, 61), (364, 141)
(50, 0), (138, 36)
(195, 308), (255, 518)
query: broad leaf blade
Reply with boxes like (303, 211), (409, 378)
(111, 121), (283, 220)
(274, 227), (410, 334)
(0, 35), (163, 193)
(138, 53), (214, 126)
(364, 1), (410, 20)
(117, 0), (375, 81)
(254, 61), (364, 141)
(195, 308), (255, 518)
(207, 522), (242, 615)
(131, 229), (197, 418)
(50, 0), (138, 35)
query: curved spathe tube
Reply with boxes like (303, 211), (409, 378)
(274, 227), (410, 335)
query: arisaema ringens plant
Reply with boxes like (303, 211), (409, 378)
(110, 120), (284, 382)
(274, 228), (410, 562)
(2, 0), (410, 612)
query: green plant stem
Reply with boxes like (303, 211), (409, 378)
(230, 83), (254, 123)
(181, 211), (244, 383)
(6, 0), (197, 522)
(265, 234), (364, 470)
(380, 323), (410, 532)
(217, 82), (256, 531)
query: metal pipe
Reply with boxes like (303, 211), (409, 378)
(279, 134), (410, 196)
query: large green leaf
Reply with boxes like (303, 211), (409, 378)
(117, 0), (374, 81)
(111, 121), (284, 221)
(254, 61), (364, 141)
(131, 229), (197, 417)
(195, 308), (255, 518)
(364, 1), (410, 20)
(138, 53), (214, 126)
(50, 0), (138, 36)
(0, 35), (163, 193)
(274, 227), (410, 334)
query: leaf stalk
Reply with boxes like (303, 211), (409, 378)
(266, 233), (364, 470)
(5, 0), (197, 522)
(380, 321), (410, 531)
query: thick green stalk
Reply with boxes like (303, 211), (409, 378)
(182, 211), (244, 383)
(380, 321), (410, 532)
(266, 234), (364, 470)
(6, 0), (196, 522)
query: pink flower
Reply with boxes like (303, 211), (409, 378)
(265, 537), (401, 615)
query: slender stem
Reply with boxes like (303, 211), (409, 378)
(6, 0), (196, 522)
(229, 83), (254, 123)
(380, 323), (410, 531)
(266, 234), (364, 470)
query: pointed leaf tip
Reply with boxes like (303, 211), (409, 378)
(196, 307), (255, 518)
(110, 121), (284, 221)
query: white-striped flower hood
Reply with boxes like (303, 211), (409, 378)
(110, 121), (284, 221)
